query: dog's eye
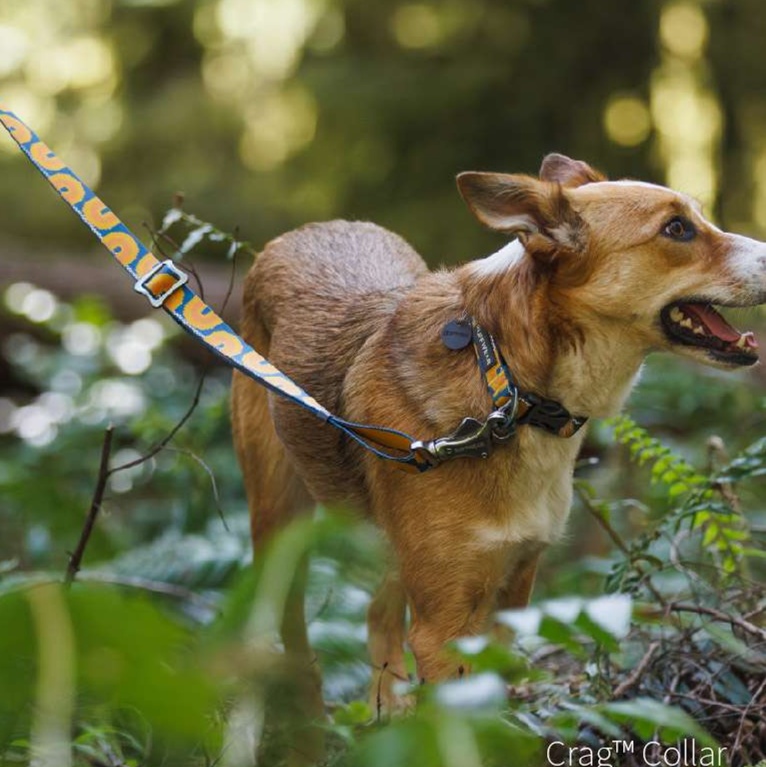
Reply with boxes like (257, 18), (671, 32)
(662, 216), (696, 242)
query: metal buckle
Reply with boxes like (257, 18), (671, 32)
(487, 388), (519, 442)
(412, 417), (494, 464)
(134, 259), (188, 308)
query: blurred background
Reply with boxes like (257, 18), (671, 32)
(2, 0), (766, 256)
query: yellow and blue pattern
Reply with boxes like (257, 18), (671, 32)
(0, 105), (431, 472)
(0, 106), (333, 418)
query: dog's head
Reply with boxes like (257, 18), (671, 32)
(457, 154), (766, 368)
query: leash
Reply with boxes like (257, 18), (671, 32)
(0, 106), (586, 474)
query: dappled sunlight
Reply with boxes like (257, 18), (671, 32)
(215, 0), (324, 80)
(390, 3), (445, 50)
(603, 94), (652, 148)
(26, 36), (117, 95)
(652, 2), (720, 210)
(0, 2), (120, 190)
(239, 86), (318, 171)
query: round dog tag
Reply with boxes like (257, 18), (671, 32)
(441, 319), (472, 350)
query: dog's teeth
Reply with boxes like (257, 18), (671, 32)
(680, 318), (693, 329)
(670, 307), (685, 323)
(735, 332), (756, 349)
(692, 324), (706, 335)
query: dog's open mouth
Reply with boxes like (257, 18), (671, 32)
(660, 301), (759, 366)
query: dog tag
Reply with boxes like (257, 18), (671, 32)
(441, 319), (472, 350)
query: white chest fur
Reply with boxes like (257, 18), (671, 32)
(472, 431), (583, 549)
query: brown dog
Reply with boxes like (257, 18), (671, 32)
(231, 154), (766, 716)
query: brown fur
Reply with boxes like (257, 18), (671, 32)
(231, 155), (766, 729)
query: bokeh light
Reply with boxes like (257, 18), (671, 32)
(603, 95), (652, 148)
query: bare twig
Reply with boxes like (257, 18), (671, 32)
(667, 601), (766, 642)
(108, 374), (206, 476)
(612, 641), (659, 698)
(731, 679), (766, 754)
(66, 426), (114, 586)
(164, 446), (228, 530)
(220, 229), (240, 317)
(78, 572), (219, 613)
(66, 373), (209, 585)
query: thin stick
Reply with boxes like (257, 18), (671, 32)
(576, 483), (668, 608)
(79, 572), (219, 612)
(108, 374), (206, 475)
(66, 425), (114, 586)
(733, 676), (766, 757)
(165, 446), (228, 531)
(612, 641), (659, 698)
(220, 233), (240, 317)
(667, 602), (766, 642)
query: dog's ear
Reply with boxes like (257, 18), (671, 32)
(539, 153), (605, 187)
(456, 171), (586, 261)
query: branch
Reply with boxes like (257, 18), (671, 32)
(78, 572), (219, 613)
(575, 483), (668, 608)
(612, 641), (659, 698)
(108, 373), (206, 475)
(66, 425), (114, 586)
(667, 602), (766, 642)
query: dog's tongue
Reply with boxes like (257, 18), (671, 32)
(679, 302), (747, 344)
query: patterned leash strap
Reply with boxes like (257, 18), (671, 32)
(0, 106), (432, 473)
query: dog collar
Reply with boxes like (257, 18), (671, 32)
(470, 320), (588, 439)
(411, 319), (588, 466)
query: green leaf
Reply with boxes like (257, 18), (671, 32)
(333, 700), (373, 726)
(583, 594), (632, 640)
(598, 699), (717, 746)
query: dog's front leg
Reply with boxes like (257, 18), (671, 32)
(367, 569), (411, 716)
(401, 546), (509, 683)
(495, 547), (544, 610)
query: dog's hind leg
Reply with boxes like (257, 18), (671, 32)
(367, 570), (411, 717)
(232, 328), (325, 765)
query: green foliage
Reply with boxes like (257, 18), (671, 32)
(607, 414), (758, 578)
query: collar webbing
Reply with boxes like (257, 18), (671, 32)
(470, 319), (587, 439)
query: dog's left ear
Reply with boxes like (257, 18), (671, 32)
(456, 171), (586, 262)
(539, 153), (606, 187)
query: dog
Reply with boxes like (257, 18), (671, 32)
(231, 154), (766, 718)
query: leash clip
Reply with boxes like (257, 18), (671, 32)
(134, 259), (188, 308)
(411, 391), (519, 466)
(412, 416), (494, 465)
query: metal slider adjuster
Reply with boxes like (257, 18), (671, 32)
(134, 259), (188, 308)
(411, 389), (519, 466)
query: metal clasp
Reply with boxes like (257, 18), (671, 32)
(134, 259), (188, 308)
(412, 416), (494, 464)
(411, 389), (520, 466)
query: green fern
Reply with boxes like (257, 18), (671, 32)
(609, 415), (751, 575)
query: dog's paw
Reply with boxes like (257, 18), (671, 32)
(369, 667), (416, 720)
